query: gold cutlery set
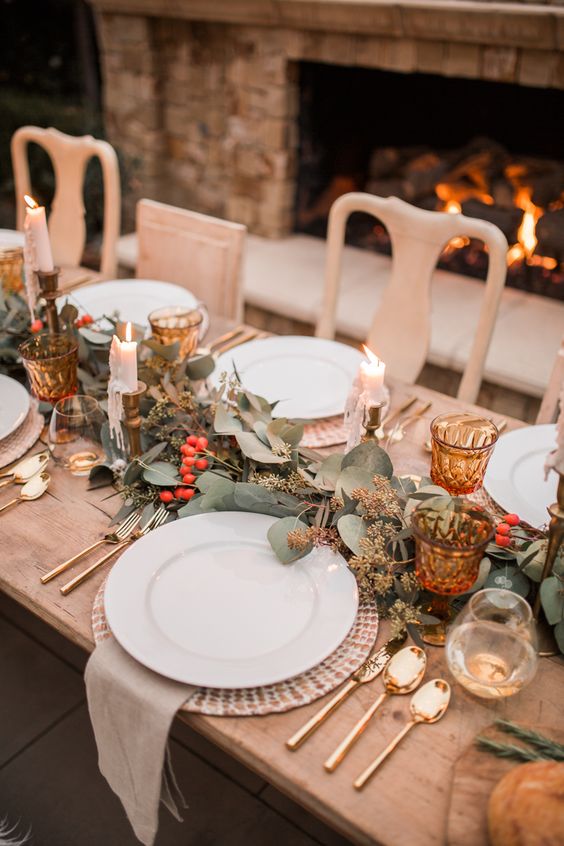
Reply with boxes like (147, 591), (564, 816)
(0, 451), (51, 513)
(286, 639), (451, 790)
(41, 506), (168, 595)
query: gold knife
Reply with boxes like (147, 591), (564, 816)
(286, 634), (407, 751)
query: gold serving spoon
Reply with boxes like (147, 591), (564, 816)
(0, 471), (50, 513)
(286, 634), (407, 751)
(324, 645), (427, 772)
(0, 451), (50, 489)
(354, 679), (451, 789)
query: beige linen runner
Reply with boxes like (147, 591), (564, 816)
(85, 638), (197, 845)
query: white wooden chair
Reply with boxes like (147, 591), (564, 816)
(136, 199), (246, 322)
(536, 337), (564, 424)
(316, 193), (509, 404)
(11, 126), (120, 277)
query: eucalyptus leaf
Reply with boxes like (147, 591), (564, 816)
(88, 464), (115, 489)
(123, 459), (144, 486)
(336, 466), (376, 498)
(214, 403), (242, 434)
(199, 477), (236, 510)
(235, 432), (288, 464)
(196, 470), (232, 493)
(142, 461), (180, 486)
(540, 577), (564, 625)
(253, 421), (272, 446)
(142, 338), (180, 362)
(314, 453), (343, 488)
(554, 620), (564, 655)
(177, 496), (205, 518)
(142, 442), (168, 464)
(185, 353), (214, 380)
(485, 565), (530, 598)
(233, 483), (278, 511)
(109, 501), (137, 526)
(342, 441), (393, 478)
(337, 514), (367, 555)
(267, 516), (312, 564)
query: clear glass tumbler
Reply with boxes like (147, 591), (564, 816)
(48, 395), (105, 475)
(446, 588), (538, 699)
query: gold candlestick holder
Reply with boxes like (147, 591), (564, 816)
(37, 267), (62, 335)
(122, 381), (147, 459)
(362, 403), (384, 442)
(533, 471), (564, 620)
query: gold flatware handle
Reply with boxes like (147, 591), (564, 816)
(286, 678), (359, 751)
(402, 401), (432, 428)
(41, 538), (107, 584)
(209, 326), (245, 352)
(216, 330), (258, 355)
(354, 721), (415, 789)
(0, 497), (20, 514)
(0, 477), (15, 489)
(324, 691), (388, 772)
(382, 396), (417, 429)
(60, 540), (130, 595)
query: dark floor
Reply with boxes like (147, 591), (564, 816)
(0, 593), (352, 846)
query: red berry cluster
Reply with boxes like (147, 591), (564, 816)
(159, 433), (212, 505)
(76, 313), (94, 328)
(30, 318), (43, 333)
(494, 513), (520, 547)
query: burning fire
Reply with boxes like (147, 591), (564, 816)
(436, 187), (468, 254)
(24, 194), (39, 210)
(507, 188), (557, 270)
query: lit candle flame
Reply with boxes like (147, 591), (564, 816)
(24, 194), (39, 210)
(362, 344), (380, 367)
(125, 321), (133, 343)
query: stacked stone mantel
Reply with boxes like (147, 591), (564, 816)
(90, 0), (564, 235)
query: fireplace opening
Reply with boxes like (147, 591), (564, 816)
(295, 62), (564, 300)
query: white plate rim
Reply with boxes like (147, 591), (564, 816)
(484, 424), (557, 528)
(69, 279), (197, 326)
(104, 511), (358, 688)
(210, 335), (364, 420)
(0, 374), (30, 440)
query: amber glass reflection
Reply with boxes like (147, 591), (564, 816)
(148, 306), (203, 359)
(412, 501), (494, 645)
(430, 412), (498, 495)
(19, 333), (78, 405)
(0, 247), (24, 294)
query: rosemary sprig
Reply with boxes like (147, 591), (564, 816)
(495, 720), (564, 761)
(476, 720), (564, 763)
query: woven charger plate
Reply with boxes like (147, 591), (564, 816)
(93, 579), (378, 716)
(0, 400), (44, 470)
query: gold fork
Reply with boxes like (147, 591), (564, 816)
(374, 396), (417, 441)
(60, 506), (168, 595)
(41, 509), (142, 584)
(385, 401), (432, 450)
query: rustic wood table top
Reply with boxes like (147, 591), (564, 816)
(1, 318), (562, 846)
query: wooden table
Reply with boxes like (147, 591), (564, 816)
(1, 323), (563, 846)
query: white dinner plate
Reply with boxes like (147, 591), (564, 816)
(484, 424), (558, 528)
(105, 511), (358, 688)
(70, 279), (197, 327)
(211, 336), (364, 419)
(0, 229), (24, 250)
(0, 375), (30, 440)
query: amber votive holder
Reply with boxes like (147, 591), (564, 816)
(0, 247), (24, 295)
(412, 501), (494, 645)
(19, 333), (78, 405)
(430, 412), (498, 495)
(148, 306), (203, 359)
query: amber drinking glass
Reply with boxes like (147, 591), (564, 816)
(430, 412), (498, 495)
(412, 500), (495, 646)
(49, 395), (105, 475)
(0, 247), (24, 294)
(148, 306), (205, 359)
(19, 333), (78, 405)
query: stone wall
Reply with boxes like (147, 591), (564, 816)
(95, 12), (564, 234)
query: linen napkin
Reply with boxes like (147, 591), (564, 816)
(85, 637), (198, 845)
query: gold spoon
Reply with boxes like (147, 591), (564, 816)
(0, 471), (50, 514)
(0, 451), (50, 489)
(323, 645), (427, 772)
(354, 678), (451, 789)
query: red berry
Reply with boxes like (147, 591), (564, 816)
(182, 455), (196, 466)
(180, 444), (191, 456)
(495, 534), (511, 547)
(185, 445), (196, 457)
(194, 458), (208, 471)
(159, 490), (174, 503)
(82, 314), (93, 325)
(182, 473), (196, 485)
(196, 436), (208, 450)
(173, 487), (184, 499)
(179, 464), (192, 476)
(75, 317), (84, 328)
(505, 513), (520, 527)
(30, 319), (43, 333)
(187, 435), (198, 447)
(180, 488), (195, 501)
(496, 523), (511, 535)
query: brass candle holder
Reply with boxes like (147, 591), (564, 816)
(122, 381), (147, 458)
(362, 403), (384, 442)
(533, 471), (564, 620)
(37, 267), (62, 335)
